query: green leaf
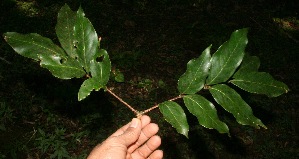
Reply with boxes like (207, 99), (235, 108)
(3, 32), (86, 79)
(159, 101), (189, 137)
(3, 32), (66, 60)
(209, 84), (266, 129)
(78, 49), (111, 101)
(39, 54), (86, 79)
(230, 72), (289, 97)
(206, 28), (248, 85)
(73, 6), (99, 72)
(56, 4), (77, 58)
(78, 77), (98, 101)
(178, 45), (211, 94)
(90, 49), (111, 88)
(233, 54), (260, 78)
(113, 69), (125, 82)
(183, 94), (229, 134)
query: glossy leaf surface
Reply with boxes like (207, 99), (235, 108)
(4, 32), (85, 79)
(73, 7), (99, 72)
(183, 94), (229, 134)
(233, 54), (260, 78)
(78, 77), (98, 101)
(159, 101), (189, 137)
(39, 54), (86, 79)
(56, 4), (77, 58)
(178, 45), (211, 94)
(209, 84), (266, 129)
(231, 72), (289, 97)
(206, 28), (248, 85)
(4, 32), (66, 60)
(90, 49), (111, 88)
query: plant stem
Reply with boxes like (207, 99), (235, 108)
(105, 87), (140, 116)
(106, 87), (184, 118)
(141, 95), (184, 114)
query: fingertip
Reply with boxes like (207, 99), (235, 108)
(151, 135), (162, 147)
(149, 150), (163, 159)
(130, 118), (140, 128)
(151, 123), (159, 132)
(140, 115), (151, 127)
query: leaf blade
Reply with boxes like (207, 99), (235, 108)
(178, 45), (211, 94)
(78, 78), (98, 101)
(90, 49), (111, 88)
(39, 54), (85, 79)
(73, 7), (99, 72)
(233, 54), (260, 78)
(159, 101), (189, 137)
(231, 72), (289, 97)
(209, 84), (266, 129)
(206, 28), (248, 85)
(183, 94), (229, 134)
(4, 32), (66, 60)
(56, 4), (77, 58)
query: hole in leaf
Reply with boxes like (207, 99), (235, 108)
(73, 41), (79, 49)
(60, 58), (66, 64)
(96, 55), (104, 62)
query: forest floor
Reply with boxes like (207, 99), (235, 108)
(0, 0), (298, 158)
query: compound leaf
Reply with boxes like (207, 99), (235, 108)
(183, 94), (229, 134)
(56, 4), (77, 58)
(233, 54), (260, 78)
(159, 101), (189, 138)
(73, 6), (99, 72)
(206, 28), (248, 85)
(230, 72), (289, 97)
(178, 45), (211, 94)
(209, 84), (266, 129)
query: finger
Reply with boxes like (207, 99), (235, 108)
(127, 123), (159, 153)
(110, 121), (131, 137)
(148, 150), (163, 159)
(110, 115), (150, 137)
(140, 115), (151, 128)
(131, 135), (162, 159)
(116, 118), (142, 146)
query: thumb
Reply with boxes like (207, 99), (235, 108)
(117, 118), (142, 146)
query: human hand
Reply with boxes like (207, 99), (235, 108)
(87, 115), (163, 159)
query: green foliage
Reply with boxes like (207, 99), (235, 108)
(158, 28), (288, 137)
(209, 84), (266, 129)
(183, 94), (229, 134)
(3, 4), (111, 101)
(206, 29), (248, 85)
(159, 101), (189, 137)
(178, 45), (211, 94)
(35, 128), (70, 159)
(3, 4), (289, 139)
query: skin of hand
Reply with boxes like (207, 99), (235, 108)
(87, 115), (163, 159)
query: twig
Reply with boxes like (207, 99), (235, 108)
(106, 87), (185, 118)
(141, 95), (184, 115)
(105, 87), (140, 116)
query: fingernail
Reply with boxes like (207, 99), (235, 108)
(130, 118), (138, 128)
